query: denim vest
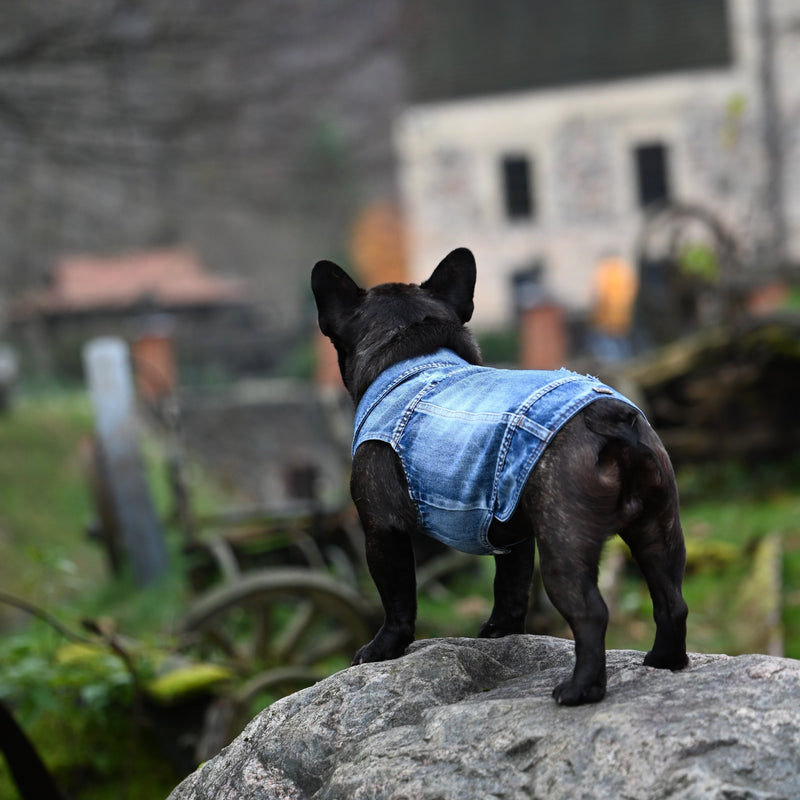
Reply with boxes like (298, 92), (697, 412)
(353, 349), (637, 556)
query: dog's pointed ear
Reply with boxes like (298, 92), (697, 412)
(311, 260), (364, 338)
(421, 248), (476, 323)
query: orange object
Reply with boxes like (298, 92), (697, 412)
(592, 256), (639, 336)
(132, 333), (176, 403)
(350, 202), (408, 285)
(314, 330), (343, 389)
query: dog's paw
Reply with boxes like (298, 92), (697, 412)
(643, 649), (689, 671)
(552, 679), (606, 706)
(351, 628), (413, 666)
(477, 619), (525, 638)
(350, 642), (401, 665)
(351, 644), (381, 665)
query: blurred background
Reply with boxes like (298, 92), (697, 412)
(1, 1), (800, 797)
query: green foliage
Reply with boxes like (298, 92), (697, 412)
(476, 329), (520, 366)
(146, 662), (233, 705)
(784, 285), (800, 312)
(0, 635), (139, 723)
(271, 339), (316, 380)
(677, 243), (720, 283)
(76, 560), (189, 641)
(416, 561), (494, 640)
(0, 628), (181, 800)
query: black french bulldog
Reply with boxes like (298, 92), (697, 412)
(311, 247), (688, 705)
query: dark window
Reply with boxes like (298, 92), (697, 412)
(502, 155), (534, 220)
(634, 143), (670, 208)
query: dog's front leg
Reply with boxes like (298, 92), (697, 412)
(478, 535), (534, 638)
(352, 517), (416, 664)
(351, 443), (418, 665)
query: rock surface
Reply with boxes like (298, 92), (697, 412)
(167, 635), (800, 800)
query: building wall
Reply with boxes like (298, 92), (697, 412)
(395, 0), (800, 331)
(774, 0), (800, 260)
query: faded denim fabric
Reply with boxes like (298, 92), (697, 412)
(353, 349), (638, 556)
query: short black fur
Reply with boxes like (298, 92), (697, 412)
(312, 247), (688, 705)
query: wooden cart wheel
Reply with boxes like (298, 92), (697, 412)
(179, 568), (374, 700)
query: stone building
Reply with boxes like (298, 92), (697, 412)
(396, 0), (800, 332)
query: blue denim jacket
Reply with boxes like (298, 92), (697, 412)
(353, 349), (638, 556)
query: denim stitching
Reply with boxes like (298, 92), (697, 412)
(353, 350), (639, 555)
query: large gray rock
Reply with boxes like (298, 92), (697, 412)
(168, 636), (800, 800)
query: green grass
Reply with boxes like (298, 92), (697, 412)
(0, 393), (106, 625)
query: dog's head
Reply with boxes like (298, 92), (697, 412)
(311, 248), (482, 403)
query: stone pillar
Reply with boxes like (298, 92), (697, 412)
(519, 303), (568, 371)
(83, 337), (168, 585)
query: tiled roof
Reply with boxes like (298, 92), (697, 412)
(15, 249), (246, 315)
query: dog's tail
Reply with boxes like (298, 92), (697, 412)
(584, 399), (668, 520)
(582, 399), (640, 450)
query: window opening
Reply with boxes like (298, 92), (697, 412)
(634, 143), (670, 208)
(502, 155), (534, 220)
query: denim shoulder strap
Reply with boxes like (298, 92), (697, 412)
(352, 349), (469, 455)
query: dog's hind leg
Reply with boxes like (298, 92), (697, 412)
(617, 424), (689, 672)
(536, 526), (609, 705)
(620, 512), (688, 671)
(478, 536), (534, 638)
(524, 418), (619, 704)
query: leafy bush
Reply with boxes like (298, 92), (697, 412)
(0, 627), (182, 800)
